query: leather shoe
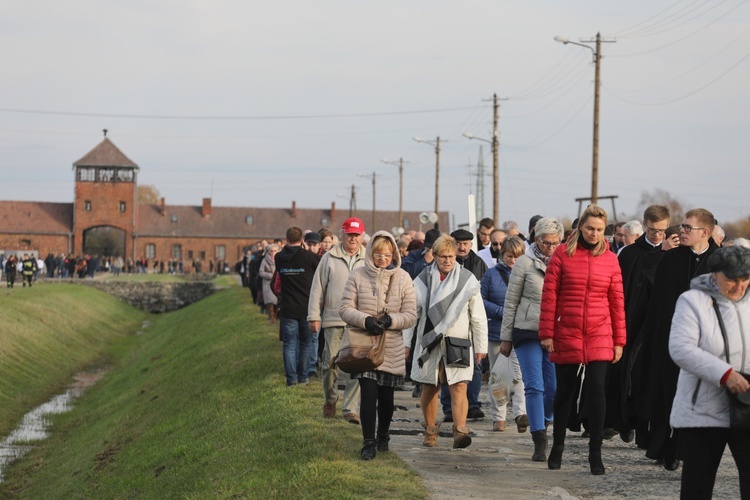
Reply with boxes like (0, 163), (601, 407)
(515, 414), (529, 433)
(619, 428), (635, 443)
(343, 413), (360, 425)
(664, 458), (680, 471)
(467, 407), (485, 419)
(493, 420), (506, 431)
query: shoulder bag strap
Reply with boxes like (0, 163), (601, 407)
(713, 297), (731, 363)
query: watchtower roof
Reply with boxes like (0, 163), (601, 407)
(73, 138), (139, 169)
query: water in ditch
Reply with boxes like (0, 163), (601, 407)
(0, 370), (107, 482)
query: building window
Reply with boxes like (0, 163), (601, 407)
(245, 215), (254, 225)
(146, 244), (156, 259)
(84, 201), (92, 211)
(200, 251), (206, 260)
(171, 214), (179, 223)
(98, 169), (115, 182)
(77, 168), (95, 181)
(119, 201), (126, 213)
(187, 250), (194, 260)
(172, 245), (182, 259)
(215, 245), (226, 260)
(116, 169), (134, 182)
(21, 239), (31, 246)
(403, 219), (411, 228)
(320, 217), (330, 227)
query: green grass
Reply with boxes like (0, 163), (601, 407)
(0, 286), (427, 499)
(0, 284), (145, 437)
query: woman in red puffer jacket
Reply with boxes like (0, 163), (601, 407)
(539, 204), (626, 476)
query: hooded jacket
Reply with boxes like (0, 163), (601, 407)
(538, 242), (626, 364)
(338, 231), (417, 376)
(670, 274), (750, 429)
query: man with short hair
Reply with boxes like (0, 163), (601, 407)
(477, 229), (507, 268)
(712, 224), (725, 247)
(611, 221), (627, 254)
(275, 227), (321, 387)
(308, 217), (367, 424)
(502, 220), (520, 237)
(620, 220), (643, 248)
(638, 208), (719, 470)
(477, 218), (494, 251)
(21, 253), (37, 287)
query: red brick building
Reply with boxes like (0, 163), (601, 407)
(0, 137), (448, 263)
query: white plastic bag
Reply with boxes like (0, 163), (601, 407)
(489, 354), (516, 406)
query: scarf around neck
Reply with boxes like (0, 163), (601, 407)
(414, 264), (479, 367)
(530, 242), (551, 266)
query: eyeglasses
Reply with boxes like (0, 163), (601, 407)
(679, 224), (706, 233)
(373, 253), (392, 259)
(538, 240), (560, 248)
(645, 226), (667, 235)
(435, 254), (456, 261)
(615, 233), (625, 237)
(491, 242), (502, 247)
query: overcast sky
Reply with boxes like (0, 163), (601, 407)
(1, 1), (748, 231)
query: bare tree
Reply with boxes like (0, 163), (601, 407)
(635, 189), (684, 225)
(137, 184), (161, 205)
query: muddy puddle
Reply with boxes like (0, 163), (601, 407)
(0, 370), (107, 482)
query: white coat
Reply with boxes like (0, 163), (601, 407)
(669, 274), (750, 429)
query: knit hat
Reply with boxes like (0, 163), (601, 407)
(341, 217), (365, 235)
(708, 246), (750, 279)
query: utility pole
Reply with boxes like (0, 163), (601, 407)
(357, 173), (378, 231)
(350, 184), (356, 216)
(555, 33), (615, 206)
(491, 93), (499, 222)
(381, 158), (408, 229)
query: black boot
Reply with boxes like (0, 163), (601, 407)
(589, 438), (605, 475)
(547, 443), (564, 470)
(360, 439), (377, 461)
(531, 430), (547, 462)
(376, 432), (390, 452)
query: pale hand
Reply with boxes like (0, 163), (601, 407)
(405, 347), (411, 361)
(661, 234), (680, 251)
(541, 339), (554, 353)
(475, 352), (487, 364)
(612, 346), (623, 364)
(309, 320), (320, 333)
(726, 371), (750, 394)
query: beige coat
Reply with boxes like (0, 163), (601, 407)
(500, 246), (547, 341)
(339, 231), (417, 376)
(308, 242), (367, 328)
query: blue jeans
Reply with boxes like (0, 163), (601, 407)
(440, 360), (482, 415)
(308, 329), (319, 375)
(280, 318), (313, 386)
(515, 339), (556, 432)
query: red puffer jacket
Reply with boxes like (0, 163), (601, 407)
(539, 243), (626, 364)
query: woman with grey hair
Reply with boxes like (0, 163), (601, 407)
(500, 217), (564, 462)
(669, 245), (750, 498)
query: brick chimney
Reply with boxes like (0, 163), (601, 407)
(202, 198), (212, 218)
(160, 197), (166, 216)
(331, 201), (336, 220)
(291, 201), (297, 218)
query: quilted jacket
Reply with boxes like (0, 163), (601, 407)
(538, 242), (626, 364)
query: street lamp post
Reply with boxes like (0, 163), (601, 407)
(413, 137), (444, 219)
(381, 158), (408, 229)
(554, 33), (614, 206)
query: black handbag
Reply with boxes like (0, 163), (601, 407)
(445, 337), (472, 367)
(713, 299), (750, 430)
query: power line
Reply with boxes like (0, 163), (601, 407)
(0, 105), (482, 121)
(606, 0), (691, 38)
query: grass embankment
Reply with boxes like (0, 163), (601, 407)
(0, 284), (145, 437)
(2, 285), (427, 498)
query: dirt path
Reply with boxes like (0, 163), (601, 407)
(388, 384), (741, 499)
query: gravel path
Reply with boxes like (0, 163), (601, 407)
(387, 384), (741, 499)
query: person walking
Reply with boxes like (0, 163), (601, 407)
(539, 205), (626, 475)
(258, 244), (280, 324)
(405, 234), (488, 449)
(339, 231), (417, 460)
(669, 246), (750, 499)
(500, 217), (563, 462)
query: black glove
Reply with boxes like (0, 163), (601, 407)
(378, 314), (392, 330)
(364, 316), (385, 335)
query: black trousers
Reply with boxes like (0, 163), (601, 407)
(553, 361), (608, 444)
(679, 427), (750, 500)
(358, 378), (395, 440)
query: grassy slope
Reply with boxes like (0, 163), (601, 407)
(1, 286), (427, 499)
(0, 284), (145, 437)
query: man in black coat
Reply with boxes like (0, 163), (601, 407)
(275, 227), (320, 387)
(636, 208), (719, 471)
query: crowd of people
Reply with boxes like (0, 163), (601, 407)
(241, 206), (750, 497)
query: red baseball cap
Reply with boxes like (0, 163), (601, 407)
(342, 217), (365, 235)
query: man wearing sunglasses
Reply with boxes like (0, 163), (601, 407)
(638, 208), (720, 472)
(477, 228), (507, 268)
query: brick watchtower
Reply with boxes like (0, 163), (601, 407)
(72, 133), (139, 259)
